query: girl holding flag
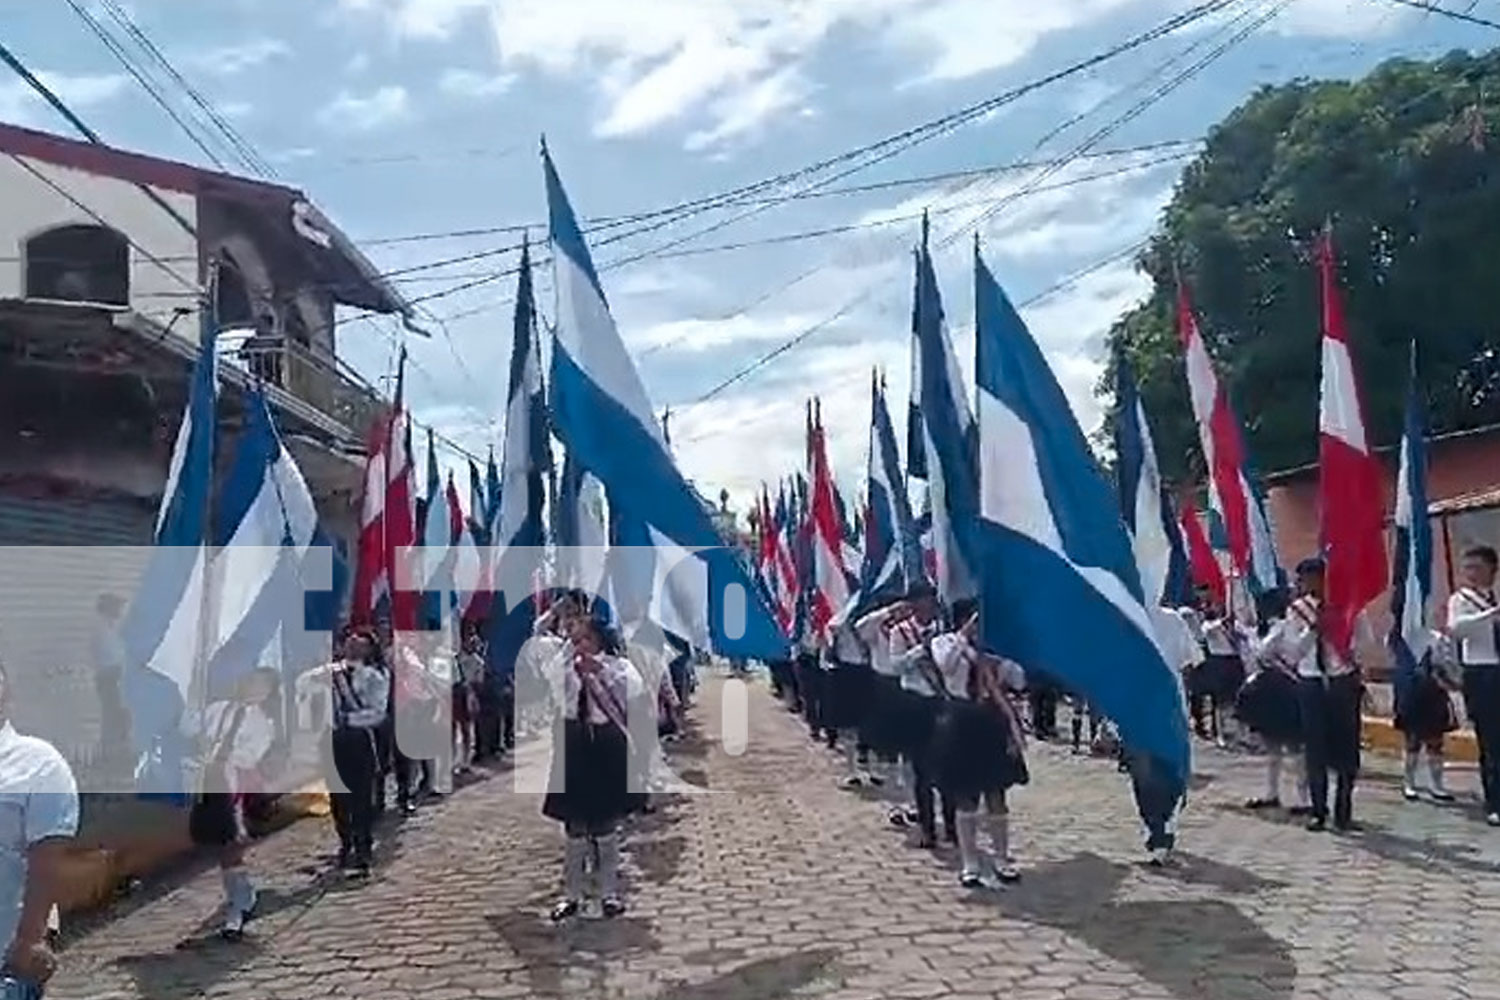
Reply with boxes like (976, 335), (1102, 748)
(537, 593), (640, 922)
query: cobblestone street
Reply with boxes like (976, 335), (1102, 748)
(49, 674), (1500, 1000)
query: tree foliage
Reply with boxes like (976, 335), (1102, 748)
(1108, 49), (1500, 483)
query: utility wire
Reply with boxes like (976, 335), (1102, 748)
(1381, 0), (1500, 29)
(686, 0), (1284, 406)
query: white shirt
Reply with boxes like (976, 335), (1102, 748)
(456, 651), (486, 686)
(1447, 588), (1500, 666)
(929, 632), (975, 700)
(91, 620), (125, 676)
(823, 626), (869, 671)
(854, 607), (902, 677)
(1200, 617), (1238, 657)
(1152, 607), (1205, 675)
(0, 724), (77, 960)
(189, 702), (276, 794)
(892, 619), (940, 697)
(297, 661), (390, 730)
(1259, 597), (1362, 679)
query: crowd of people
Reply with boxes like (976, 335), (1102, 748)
(760, 548), (1500, 889)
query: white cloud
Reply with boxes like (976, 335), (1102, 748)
(0, 71), (129, 127)
(316, 86), (413, 131)
(338, 0), (1418, 153)
(182, 38), (290, 76)
(684, 67), (812, 152)
(627, 311), (821, 354)
(439, 68), (516, 98)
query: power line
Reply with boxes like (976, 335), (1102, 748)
(685, 0), (1282, 407)
(342, 0), (1244, 330)
(356, 139), (1200, 249)
(1381, 0), (1500, 29)
(94, 0), (277, 178)
(59, 0), (235, 172)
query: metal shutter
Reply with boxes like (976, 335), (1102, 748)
(0, 494), (153, 765)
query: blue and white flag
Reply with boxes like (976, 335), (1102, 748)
(205, 390), (319, 700)
(543, 146), (784, 658)
(495, 235), (550, 555)
(1114, 353), (1192, 610)
(554, 449), (609, 592)
(1389, 341), (1432, 710)
(972, 248), (1190, 791)
(909, 222), (979, 603)
(420, 428), (457, 631)
(839, 373), (920, 623)
(119, 305), (218, 797)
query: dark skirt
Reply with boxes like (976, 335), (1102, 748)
(887, 686), (941, 759)
(542, 720), (632, 829)
(188, 793), (246, 847)
(1394, 672), (1457, 739)
(1235, 669), (1303, 745)
(933, 699), (1028, 801)
(452, 683), (474, 725)
(860, 674), (906, 755)
(825, 663), (874, 732)
(1194, 654), (1246, 702)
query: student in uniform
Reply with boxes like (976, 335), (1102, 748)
(929, 603), (1028, 888)
(1445, 545), (1500, 826)
(1393, 629), (1458, 805)
(297, 632), (390, 877)
(823, 621), (876, 788)
(1261, 558), (1367, 832)
(1194, 592), (1247, 747)
(540, 598), (640, 921)
(187, 667), (280, 939)
(1238, 630), (1312, 816)
(854, 599), (910, 815)
(887, 587), (956, 849)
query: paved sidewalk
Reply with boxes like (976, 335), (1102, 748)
(48, 674), (1500, 1000)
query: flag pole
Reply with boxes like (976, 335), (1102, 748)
(189, 258), (223, 758)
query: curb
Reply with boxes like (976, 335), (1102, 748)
(1363, 715), (1478, 762)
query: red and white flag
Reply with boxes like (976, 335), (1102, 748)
(351, 353), (419, 633)
(1177, 278), (1278, 593)
(808, 401), (851, 641)
(1317, 227), (1387, 657)
(1178, 495), (1225, 609)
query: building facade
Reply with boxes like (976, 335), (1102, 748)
(0, 122), (410, 767)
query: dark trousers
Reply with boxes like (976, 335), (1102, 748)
(1463, 666), (1500, 813)
(1298, 674), (1362, 825)
(910, 747), (956, 844)
(329, 727), (380, 862)
(1030, 686), (1059, 739)
(796, 656), (826, 739)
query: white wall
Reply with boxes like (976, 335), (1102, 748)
(0, 155), (199, 343)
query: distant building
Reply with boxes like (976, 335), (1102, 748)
(1263, 423), (1500, 661)
(0, 122), (412, 759)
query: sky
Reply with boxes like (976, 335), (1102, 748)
(0, 0), (1493, 509)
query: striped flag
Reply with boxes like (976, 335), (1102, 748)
(1317, 226), (1388, 657)
(1114, 352), (1191, 609)
(1177, 277), (1280, 596)
(808, 401), (851, 640)
(1389, 341), (1431, 713)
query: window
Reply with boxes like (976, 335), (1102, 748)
(23, 225), (130, 306)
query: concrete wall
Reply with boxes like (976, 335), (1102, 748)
(0, 155), (199, 342)
(1265, 429), (1500, 634)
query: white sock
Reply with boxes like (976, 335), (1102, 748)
(1403, 749), (1421, 790)
(1267, 748), (1284, 801)
(563, 837), (588, 900)
(955, 811), (982, 878)
(1428, 750), (1448, 793)
(986, 810), (1011, 869)
(595, 833), (622, 899)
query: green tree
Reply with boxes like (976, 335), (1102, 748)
(1108, 50), (1500, 484)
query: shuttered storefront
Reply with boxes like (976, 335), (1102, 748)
(0, 492), (153, 766)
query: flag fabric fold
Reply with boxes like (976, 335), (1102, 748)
(543, 146), (785, 658)
(1317, 228), (1388, 657)
(1114, 352), (1192, 610)
(1389, 341), (1431, 711)
(972, 247), (1190, 792)
(1177, 279), (1280, 596)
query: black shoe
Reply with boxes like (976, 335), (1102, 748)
(1287, 805), (1313, 818)
(1306, 815), (1327, 832)
(336, 844), (352, 870)
(1245, 797), (1281, 810)
(401, 802), (418, 818)
(550, 899), (580, 922)
(601, 897), (627, 918)
(959, 873), (984, 889)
